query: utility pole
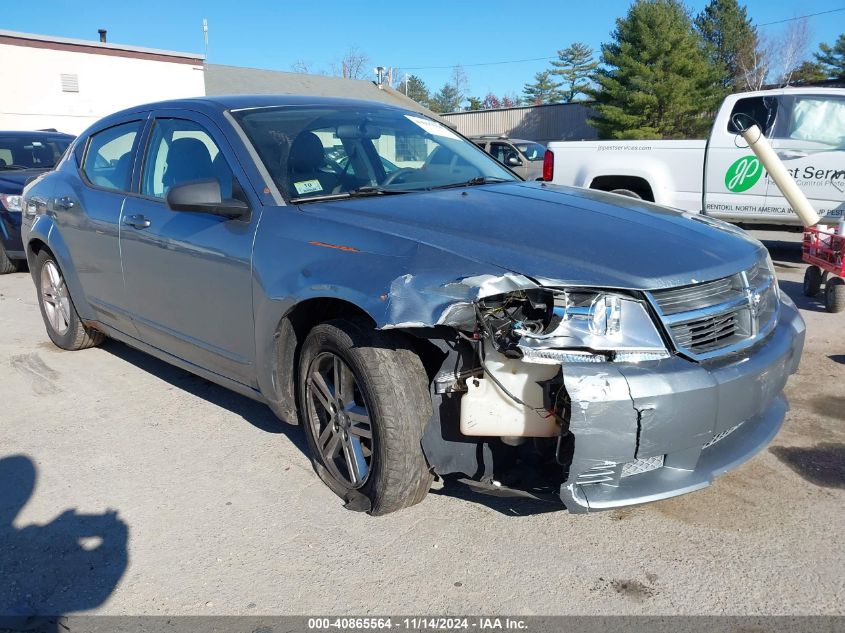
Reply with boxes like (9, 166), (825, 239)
(202, 18), (208, 61)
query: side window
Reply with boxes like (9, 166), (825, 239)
(727, 96), (778, 135)
(490, 142), (519, 164)
(780, 96), (845, 147)
(141, 118), (241, 201)
(82, 121), (142, 191)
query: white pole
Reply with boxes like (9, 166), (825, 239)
(739, 124), (820, 227)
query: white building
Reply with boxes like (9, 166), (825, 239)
(0, 29), (205, 134)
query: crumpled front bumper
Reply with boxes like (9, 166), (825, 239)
(558, 294), (805, 512)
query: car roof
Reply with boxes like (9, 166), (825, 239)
(95, 94), (414, 124)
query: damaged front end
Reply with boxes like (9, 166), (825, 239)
(414, 268), (805, 513)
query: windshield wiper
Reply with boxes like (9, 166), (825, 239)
(0, 164), (29, 171)
(348, 185), (411, 196)
(290, 186), (412, 204)
(428, 176), (511, 190)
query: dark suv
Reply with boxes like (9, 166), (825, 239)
(0, 131), (73, 273)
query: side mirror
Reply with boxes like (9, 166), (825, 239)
(165, 179), (249, 220)
(506, 155), (522, 167)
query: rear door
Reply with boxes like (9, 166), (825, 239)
(56, 118), (144, 330)
(119, 111), (261, 385)
(703, 95), (776, 221)
(766, 92), (845, 224)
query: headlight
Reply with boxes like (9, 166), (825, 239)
(477, 289), (670, 364)
(0, 193), (23, 212)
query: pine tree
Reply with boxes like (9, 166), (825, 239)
(695, 0), (758, 92)
(467, 96), (483, 110)
(815, 33), (845, 80)
(398, 75), (432, 107)
(590, 0), (722, 139)
(429, 84), (462, 113)
(522, 70), (563, 104)
(790, 60), (828, 85)
(550, 42), (598, 102)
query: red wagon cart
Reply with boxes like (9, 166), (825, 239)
(802, 226), (845, 313)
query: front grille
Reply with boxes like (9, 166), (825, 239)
(702, 422), (744, 449)
(650, 260), (779, 360)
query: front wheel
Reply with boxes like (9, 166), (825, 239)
(297, 318), (433, 515)
(0, 242), (20, 274)
(34, 250), (104, 350)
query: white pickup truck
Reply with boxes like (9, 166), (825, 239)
(544, 87), (845, 227)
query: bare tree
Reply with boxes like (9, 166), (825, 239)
(737, 31), (770, 91)
(332, 46), (370, 80)
(291, 59), (312, 74)
(450, 65), (470, 108)
(774, 18), (811, 86)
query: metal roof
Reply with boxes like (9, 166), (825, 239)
(205, 64), (444, 121)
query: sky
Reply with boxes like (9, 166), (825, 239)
(3, 0), (844, 99)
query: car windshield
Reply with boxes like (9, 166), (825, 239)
(515, 142), (546, 161)
(231, 105), (518, 201)
(0, 135), (71, 170)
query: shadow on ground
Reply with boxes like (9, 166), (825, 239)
(0, 455), (128, 631)
(769, 443), (845, 489)
(100, 340), (309, 454)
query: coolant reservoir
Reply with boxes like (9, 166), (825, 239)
(460, 347), (560, 438)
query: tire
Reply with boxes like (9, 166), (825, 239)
(0, 242), (20, 274)
(34, 250), (104, 350)
(803, 265), (823, 297)
(609, 188), (642, 199)
(297, 317), (433, 515)
(825, 277), (845, 313)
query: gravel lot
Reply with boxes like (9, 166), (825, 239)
(0, 231), (842, 616)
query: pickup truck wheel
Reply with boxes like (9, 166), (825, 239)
(34, 250), (104, 350)
(298, 318), (433, 515)
(0, 243), (20, 274)
(803, 266), (822, 297)
(824, 277), (845, 313)
(609, 188), (642, 199)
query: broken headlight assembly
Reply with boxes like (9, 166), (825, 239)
(476, 288), (670, 364)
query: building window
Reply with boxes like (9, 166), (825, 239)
(60, 74), (79, 93)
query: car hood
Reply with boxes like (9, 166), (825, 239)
(302, 181), (765, 290)
(0, 168), (47, 193)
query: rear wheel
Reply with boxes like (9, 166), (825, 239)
(297, 318), (433, 515)
(825, 277), (845, 313)
(803, 265), (822, 297)
(34, 250), (104, 350)
(0, 243), (20, 274)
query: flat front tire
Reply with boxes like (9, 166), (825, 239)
(34, 250), (104, 350)
(297, 318), (433, 515)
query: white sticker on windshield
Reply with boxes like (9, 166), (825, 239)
(294, 179), (323, 195)
(405, 115), (460, 140)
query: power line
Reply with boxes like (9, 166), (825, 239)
(757, 7), (845, 26)
(400, 7), (845, 72)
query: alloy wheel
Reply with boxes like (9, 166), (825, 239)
(40, 260), (71, 336)
(305, 352), (374, 488)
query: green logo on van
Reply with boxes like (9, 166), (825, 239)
(725, 155), (762, 192)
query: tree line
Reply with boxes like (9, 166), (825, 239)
(390, 0), (845, 138)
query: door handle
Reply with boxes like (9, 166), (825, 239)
(55, 196), (75, 210)
(776, 150), (808, 160)
(123, 214), (151, 229)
